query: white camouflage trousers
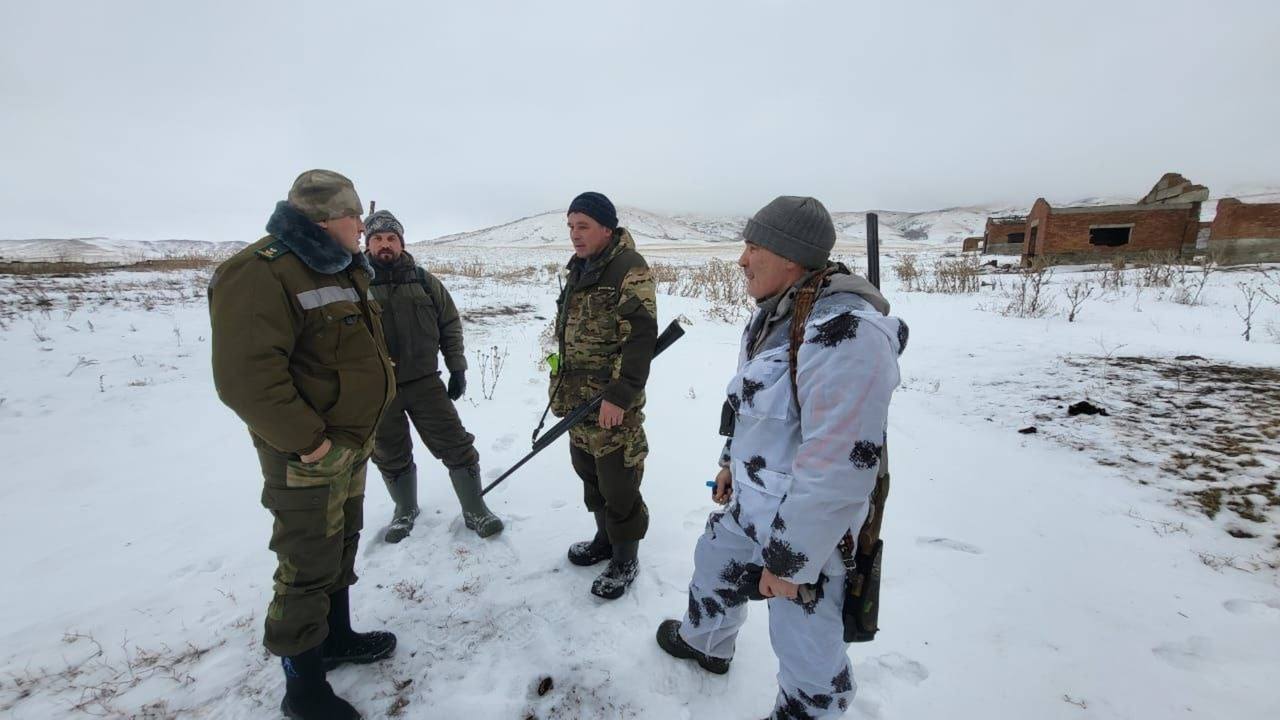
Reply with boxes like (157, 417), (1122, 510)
(678, 510), (855, 719)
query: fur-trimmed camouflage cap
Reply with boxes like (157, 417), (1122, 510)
(287, 169), (363, 222)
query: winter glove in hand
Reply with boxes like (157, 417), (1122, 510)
(447, 371), (467, 401)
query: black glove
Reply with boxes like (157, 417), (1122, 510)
(447, 371), (467, 401)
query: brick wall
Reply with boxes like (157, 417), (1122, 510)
(1208, 199), (1280, 264)
(1211, 199), (1280, 240)
(983, 217), (1025, 253)
(1028, 202), (1197, 262)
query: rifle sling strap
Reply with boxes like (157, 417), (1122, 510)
(786, 268), (886, 570)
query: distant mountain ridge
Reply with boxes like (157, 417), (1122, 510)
(6, 187), (1278, 263)
(0, 238), (245, 264)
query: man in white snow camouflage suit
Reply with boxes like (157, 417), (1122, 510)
(656, 196), (907, 719)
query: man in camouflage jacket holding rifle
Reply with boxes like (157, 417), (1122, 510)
(550, 191), (658, 600)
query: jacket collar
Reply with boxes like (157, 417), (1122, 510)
(566, 228), (634, 288)
(747, 262), (889, 355)
(265, 201), (372, 277)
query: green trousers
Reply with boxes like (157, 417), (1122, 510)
(256, 440), (370, 657)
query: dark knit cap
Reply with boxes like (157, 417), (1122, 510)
(567, 191), (618, 230)
(364, 209), (405, 244)
(742, 196), (837, 269)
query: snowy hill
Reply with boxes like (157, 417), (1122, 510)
(420, 205), (1010, 251)
(425, 207), (741, 248)
(6, 186), (1279, 263)
(0, 238), (245, 264)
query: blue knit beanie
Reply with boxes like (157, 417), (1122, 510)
(567, 191), (618, 230)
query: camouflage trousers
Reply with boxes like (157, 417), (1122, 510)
(680, 510), (854, 718)
(256, 438), (372, 657)
(568, 413), (649, 543)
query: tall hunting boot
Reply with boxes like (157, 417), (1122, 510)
(567, 509), (611, 566)
(280, 645), (361, 720)
(591, 540), (639, 600)
(320, 587), (397, 672)
(381, 465), (420, 544)
(448, 464), (504, 538)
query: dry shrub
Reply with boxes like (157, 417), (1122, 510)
(892, 254), (923, 291)
(424, 258), (486, 278)
(998, 258), (1054, 318)
(1135, 250), (1179, 288)
(925, 255), (981, 294)
(663, 259), (753, 321)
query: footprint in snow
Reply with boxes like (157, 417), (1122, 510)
(1223, 598), (1280, 619)
(915, 537), (983, 555)
(856, 652), (930, 686)
(492, 433), (516, 452)
(1151, 636), (1212, 671)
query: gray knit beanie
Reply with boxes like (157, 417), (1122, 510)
(364, 209), (405, 244)
(742, 196), (836, 269)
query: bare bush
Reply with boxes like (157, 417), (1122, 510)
(424, 258), (486, 278)
(476, 345), (508, 400)
(1235, 282), (1263, 342)
(1258, 266), (1280, 306)
(1064, 282), (1096, 322)
(1099, 256), (1127, 292)
(892, 254), (923, 292)
(664, 259), (753, 321)
(999, 260), (1054, 318)
(1135, 250), (1179, 288)
(1171, 254), (1216, 306)
(925, 255), (982, 294)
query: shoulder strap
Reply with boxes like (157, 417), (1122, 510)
(415, 266), (434, 297)
(787, 268), (834, 396)
(786, 267), (887, 565)
(255, 238), (292, 261)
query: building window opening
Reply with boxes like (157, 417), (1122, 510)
(1007, 232), (1025, 243)
(1089, 226), (1132, 247)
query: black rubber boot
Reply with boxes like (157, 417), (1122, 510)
(320, 588), (397, 672)
(280, 646), (362, 719)
(567, 510), (611, 566)
(655, 619), (731, 675)
(591, 540), (639, 600)
(381, 465), (420, 544)
(449, 465), (504, 538)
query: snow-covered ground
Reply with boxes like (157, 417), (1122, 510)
(1, 251), (1279, 719)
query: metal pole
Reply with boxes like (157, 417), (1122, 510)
(866, 212), (881, 289)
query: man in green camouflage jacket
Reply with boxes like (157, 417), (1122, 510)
(362, 208), (503, 543)
(553, 191), (658, 600)
(209, 170), (396, 720)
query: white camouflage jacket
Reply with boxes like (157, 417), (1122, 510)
(720, 268), (906, 585)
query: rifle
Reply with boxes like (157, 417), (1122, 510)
(843, 210), (887, 643)
(480, 320), (686, 497)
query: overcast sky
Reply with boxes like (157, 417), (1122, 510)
(3, 0), (1278, 241)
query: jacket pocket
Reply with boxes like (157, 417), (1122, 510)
(732, 462), (794, 539)
(729, 349), (793, 421)
(285, 445), (357, 488)
(261, 484), (327, 512)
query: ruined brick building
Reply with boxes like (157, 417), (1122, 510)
(982, 173), (1280, 266)
(982, 216), (1027, 256)
(1207, 197), (1280, 264)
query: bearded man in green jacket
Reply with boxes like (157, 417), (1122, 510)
(362, 208), (503, 543)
